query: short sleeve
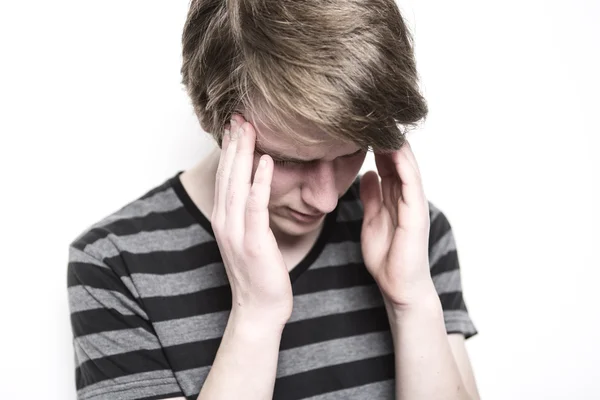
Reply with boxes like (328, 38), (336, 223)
(67, 241), (185, 400)
(427, 203), (478, 339)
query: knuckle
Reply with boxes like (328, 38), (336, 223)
(245, 194), (262, 212)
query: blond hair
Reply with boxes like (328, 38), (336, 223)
(181, 0), (428, 151)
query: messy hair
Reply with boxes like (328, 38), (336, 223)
(181, 0), (428, 151)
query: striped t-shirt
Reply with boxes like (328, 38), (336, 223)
(67, 171), (477, 400)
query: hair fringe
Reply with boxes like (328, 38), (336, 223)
(182, 0), (428, 151)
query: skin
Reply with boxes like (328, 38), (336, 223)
(181, 111), (367, 252)
(239, 112), (368, 246)
(179, 112), (480, 400)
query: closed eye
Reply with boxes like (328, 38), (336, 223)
(271, 149), (364, 167)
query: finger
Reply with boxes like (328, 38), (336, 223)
(216, 116), (240, 221)
(401, 141), (422, 180)
(374, 151), (396, 179)
(359, 171), (383, 225)
(393, 144), (426, 209)
(213, 128), (231, 221)
(375, 152), (400, 215)
(228, 119), (256, 223)
(245, 155), (273, 236)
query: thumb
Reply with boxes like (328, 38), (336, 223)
(359, 171), (382, 225)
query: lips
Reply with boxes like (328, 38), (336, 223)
(292, 210), (323, 218)
(288, 208), (324, 222)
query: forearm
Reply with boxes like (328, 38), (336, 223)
(197, 309), (285, 400)
(384, 285), (471, 400)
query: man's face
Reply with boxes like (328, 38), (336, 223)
(244, 113), (367, 239)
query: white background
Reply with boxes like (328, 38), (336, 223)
(1, 1), (598, 399)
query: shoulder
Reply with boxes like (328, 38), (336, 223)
(68, 173), (188, 272)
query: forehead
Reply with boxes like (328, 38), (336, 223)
(244, 111), (358, 160)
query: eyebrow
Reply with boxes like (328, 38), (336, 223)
(254, 145), (363, 163)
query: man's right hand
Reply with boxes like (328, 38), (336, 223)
(211, 113), (293, 328)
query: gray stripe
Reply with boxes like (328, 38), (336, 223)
(155, 312), (229, 347)
(132, 262), (227, 298)
(132, 241), (363, 300)
(69, 247), (141, 299)
(77, 370), (181, 400)
(312, 241), (363, 269)
(290, 284), (383, 322)
(84, 224), (213, 258)
(430, 228), (456, 267)
(277, 331), (393, 378)
(69, 246), (110, 269)
(175, 366), (211, 396)
(336, 199), (363, 222)
(74, 328), (161, 367)
(121, 276), (141, 299)
(91, 187), (183, 229)
(304, 379), (394, 400)
(154, 285), (383, 347)
(68, 286), (147, 318)
(429, 201), (442, 222)
(444, 309), (477, 337)
(432, 269), (462, 294)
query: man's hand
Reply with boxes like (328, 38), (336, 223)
(212, 114), (293, 327)
(359, 141), (434, 311)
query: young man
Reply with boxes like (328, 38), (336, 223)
(68, 0), (480, 399)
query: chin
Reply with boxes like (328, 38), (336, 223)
(269, 213), (323, 239)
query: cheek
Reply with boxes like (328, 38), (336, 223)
(251, 156), (301, 199)
(271, 167), (302, 197)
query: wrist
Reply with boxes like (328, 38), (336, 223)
(229, 306), (289, 336)
(382, 283), (442, 321)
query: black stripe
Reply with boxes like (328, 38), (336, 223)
(290, 206), (339, 283)
(163, 307), (391, 371)
(281, 307), (390, 350)
(293, 263), (376, 295)
(170, 171), (215, 238)
(135, 393), (185, 400)
(71, 308), (153, 338)
(71, 227), (111, 254)
(143, 285), (232, 322)
(144, 265), (376, 322)
(99, 220), (361, 278)
(164, 338), (221, 371)
(105, 240), (223, 276)
(329, 219), (362, 243)
(439, 291), (467, 312)
(75, 349), (173, 389)
(273, 354), (395, 400)
(68, 262), (133, 301)
(430, 250), (460, 276)
(428, 207), (452, 248)
(106, 207), (197, 237)
(72, 177), (362, 280)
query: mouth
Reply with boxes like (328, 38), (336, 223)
(287, 208), (324, 223)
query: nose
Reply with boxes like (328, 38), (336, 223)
(301, 161), (339, 214)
